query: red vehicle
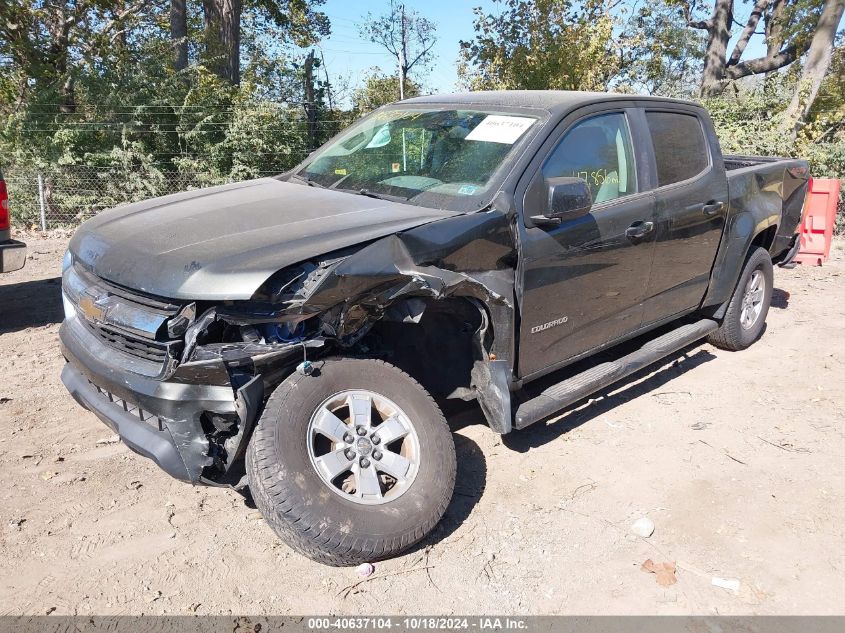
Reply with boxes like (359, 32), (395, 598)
(0, 168), (27, 273)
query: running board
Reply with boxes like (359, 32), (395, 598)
(514, 318), (719, 430)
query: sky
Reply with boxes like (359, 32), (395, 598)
(308, 0), (501, 98)
(307, 0), (840, 102)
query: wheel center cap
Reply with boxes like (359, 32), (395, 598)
(356, 437), (373, 456)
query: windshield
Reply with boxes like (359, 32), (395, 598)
(292, 107), (541, 211)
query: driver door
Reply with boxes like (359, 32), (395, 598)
(517, 109), (658, 378)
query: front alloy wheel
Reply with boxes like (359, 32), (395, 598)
(246, 358), (456, 566)
(307, 390), (421, 505)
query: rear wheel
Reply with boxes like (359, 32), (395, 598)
(707, 246), (773, 351)
(246, 357), (456, 566)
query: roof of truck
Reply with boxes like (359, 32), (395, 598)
(402, 90), (698, 113)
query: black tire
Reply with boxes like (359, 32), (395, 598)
(246, 357), (456, 566)
(707, 246), (773, 351)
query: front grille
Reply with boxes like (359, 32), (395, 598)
(65, 263), (185, 374)
(84, 321), (172, 363)
(89, 380), (163, 430)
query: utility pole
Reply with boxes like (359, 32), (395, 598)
(303, 50), (318, 151)
(318, 48), (334, 112)
(397, 4), (407, 100)
(38, 173), (47, 232)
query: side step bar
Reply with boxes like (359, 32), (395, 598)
(514, 318), (719, 430)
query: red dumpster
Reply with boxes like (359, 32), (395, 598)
(794, 178), (840, 266)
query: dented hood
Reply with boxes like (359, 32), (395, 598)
(69, 178), (458, 300)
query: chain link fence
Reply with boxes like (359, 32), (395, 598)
(4, 162), (844, 234)
(3, 165), (300, 229)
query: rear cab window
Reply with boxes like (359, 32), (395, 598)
(645, 111), (710, 187)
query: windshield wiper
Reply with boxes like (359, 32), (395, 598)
(355, 188), (390, 200)
(290, 173), (326, 188)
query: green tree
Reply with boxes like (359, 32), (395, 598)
(805, 42), (845, 142)
(352, 69), (421, 114)
(0, 0), (156, 111)
(781, 0), (845, 134)
(616, 1), (707, 96)
(201, 0), (330, 85)
(458, 0), (620, 91)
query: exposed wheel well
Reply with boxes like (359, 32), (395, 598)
(353, 297), (484, 400)
(751, 225), (778, 253)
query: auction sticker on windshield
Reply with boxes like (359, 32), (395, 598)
(465, 115), (535, 144)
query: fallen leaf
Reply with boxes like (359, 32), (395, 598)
(641, 559), (677, 586)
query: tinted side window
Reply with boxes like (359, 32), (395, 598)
(542, 113), (637, 205)
(646, 112), (709, 186)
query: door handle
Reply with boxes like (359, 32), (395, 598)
(702, 201), (725, 216)
(625, 221), (654, 240)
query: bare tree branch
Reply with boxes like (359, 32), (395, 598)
(764, 0), (787, 58)
(358, 1), (436, 100)
(99, 0), (152, 37)
(782, 0), (845, 134)
(681, 2), (711, 29)
(406, 39), (436, 73)
(727, 0), (769, 65)
(725, 44), (799, 78)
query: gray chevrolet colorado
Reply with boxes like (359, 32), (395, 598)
(60, 91), (808, 565)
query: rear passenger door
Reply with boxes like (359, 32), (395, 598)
(640, 108), (729, 325)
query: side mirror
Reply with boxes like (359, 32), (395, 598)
(530, 177), (593, 227)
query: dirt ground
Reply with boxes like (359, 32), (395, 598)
(1, 232), (844, 616)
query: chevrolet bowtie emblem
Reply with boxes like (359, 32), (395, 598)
(78, 292), (109, 323)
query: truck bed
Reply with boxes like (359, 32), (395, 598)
(723, 154), (810, 261)
(723, 154), (793, 171)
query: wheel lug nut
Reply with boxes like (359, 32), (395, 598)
(360, 457), (370, 468)
(356, 426), (367, 436)
(372, 450), (382, 461)
(343, 433), (354, 444)
(371, 435), (381, 445)
(344, 449), (355, 460)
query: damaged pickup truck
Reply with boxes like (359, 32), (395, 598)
(60, 91), (809, 566)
